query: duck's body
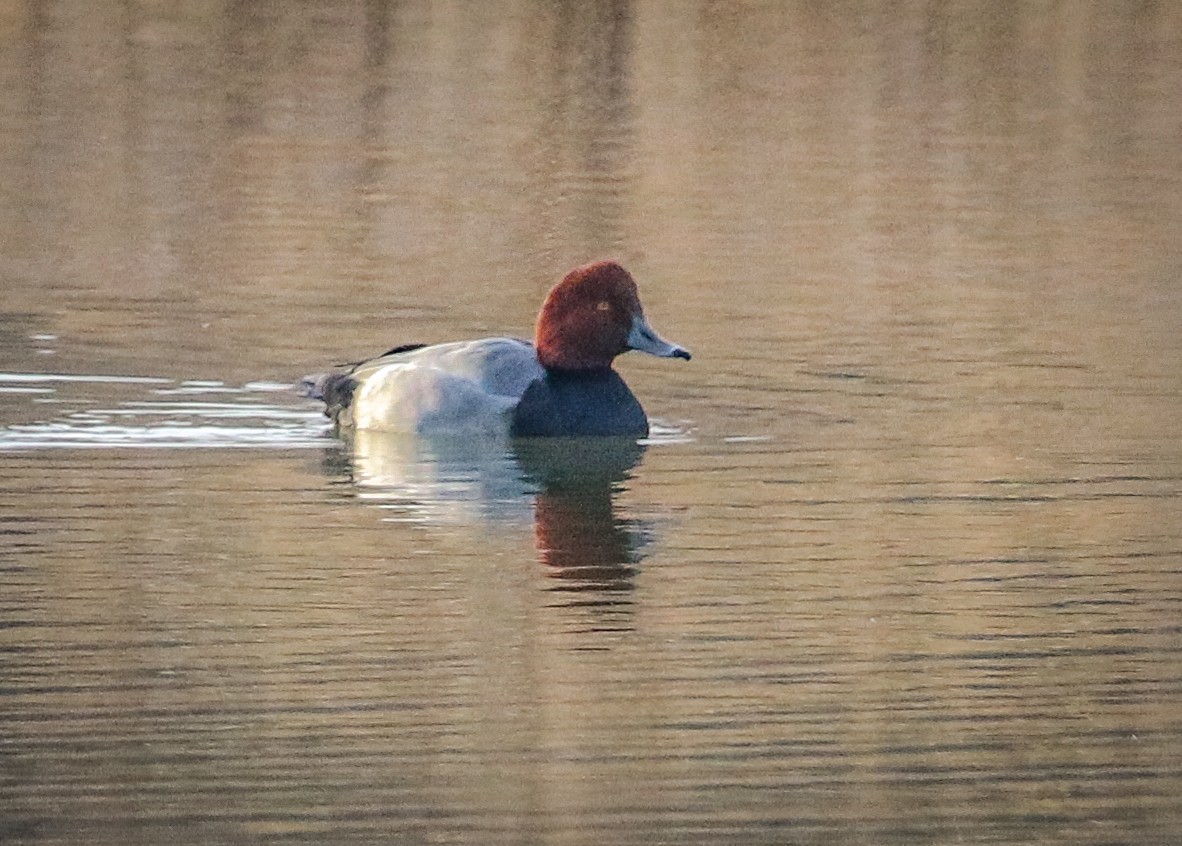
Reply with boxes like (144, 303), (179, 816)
(315, 337), (541, 434)
(301, 261), (690, 438)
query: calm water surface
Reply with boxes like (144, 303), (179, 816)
(2, 3), (1182, 844)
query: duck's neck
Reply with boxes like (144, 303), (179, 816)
(542, 365), (618, 382)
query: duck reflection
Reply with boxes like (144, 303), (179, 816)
(330, 431), (649, 594)
(514, 438), (646, 595)
(346, 429), (534, 524)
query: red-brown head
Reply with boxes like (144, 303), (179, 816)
(534, 261), (691, 371)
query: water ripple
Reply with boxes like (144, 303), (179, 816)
(0, 373), (326, 450)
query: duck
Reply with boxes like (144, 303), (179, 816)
(300, 260), (691, 437)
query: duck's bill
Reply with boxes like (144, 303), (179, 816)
(627, 314), (692, 360)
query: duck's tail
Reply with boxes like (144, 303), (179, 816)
(298, 343), (426, 425)
(298, 372), (358, 422)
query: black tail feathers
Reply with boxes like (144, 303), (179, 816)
(298, 373), (358, 419)
(298, 343), (425, 423)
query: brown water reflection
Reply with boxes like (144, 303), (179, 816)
(2, 2), (1182, 844)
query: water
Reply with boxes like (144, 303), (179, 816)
(3, 2), (1182, 844)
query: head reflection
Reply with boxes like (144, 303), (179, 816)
(514, 438), (646, 595)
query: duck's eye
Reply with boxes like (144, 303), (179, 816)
(596, 301), (612, 312)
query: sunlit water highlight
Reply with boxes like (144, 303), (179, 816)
(0, 374), (326, 450)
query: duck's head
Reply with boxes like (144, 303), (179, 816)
(535, 261), (692, 371)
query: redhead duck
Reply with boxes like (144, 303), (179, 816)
(301, 261), (690, 437)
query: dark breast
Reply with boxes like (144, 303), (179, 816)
(510, 369), (648, 438)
